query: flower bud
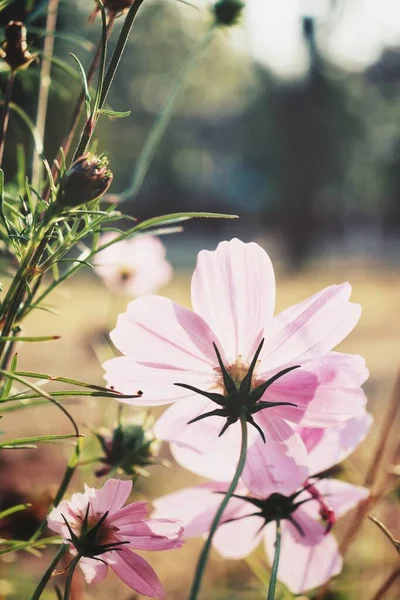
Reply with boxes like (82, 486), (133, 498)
(213, 0), (244, 27)
(58, 154), (113, 210)
(94, 414), (162, 478)
(0, 21), (36, 72)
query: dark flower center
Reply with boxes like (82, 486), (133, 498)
(175, 338), (299, 440)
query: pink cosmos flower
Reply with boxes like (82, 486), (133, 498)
(153, 413), (371, 594)
(47, 479), (183, 598)
(104, 238), (367, 494)
(93, 233), (173, 296)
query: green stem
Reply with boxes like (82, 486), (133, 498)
(121, 24), (216, 201)
(267, 518), (281, 600)
(73, 0), (145, 160)
(187, 415), (248, 600)
(30, 544), (68, 600)
(30, 439), (82, 543)
(0, 70), (16, 166)
(63, 553), (81, 600)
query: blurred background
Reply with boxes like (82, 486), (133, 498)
(0, 0), (399, 598)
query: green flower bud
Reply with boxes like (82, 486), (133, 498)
(94, 414), (161, 478)
(213, 0), (244, 27)
(58, 154), (113, 210)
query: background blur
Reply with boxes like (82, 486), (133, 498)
(0, 0), (399, 598)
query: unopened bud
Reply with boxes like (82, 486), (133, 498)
(213, 0), (244, 26)
(94, 414), (162, 478)
(58, 154), (113, 209)
(0, 21), (36, 71)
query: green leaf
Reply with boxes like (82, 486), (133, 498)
(0, 335), (60, 342)
(0, 433), (81, 448)
(0, 503), (31, 520)
(9, 103), (44, 154)
(133, 211), (238, 232)
(97, 108), (131, 119)
(0, 354), (18, 401)
(69, 53), (91, 118)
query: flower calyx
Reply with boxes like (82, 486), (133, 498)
(61, 503), (128, 559)
(94, 415), (162, 478)
(175, 338), (299, 441)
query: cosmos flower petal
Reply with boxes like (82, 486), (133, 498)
(262, 353), (368, 428)
(298, 410), (373, 474)
(242, 419), (308, 496)
(170, 434), (238, 481)
(93, 233), (172, 296)
(108, 501), (149, 527)
(88, 479), (132, 514)
(118, 520), (184, 550)
(191, 238), (276, 363)
(213, 513), (265, 559)
(260, 283), (361, 371)
(264, 517), (342, 594)
(299, 479), (369, 520)
(109, 295), (221, 370)
(108, 549), (166, 599)
(79, 558), (108, 584)
(154, 397), (226, 451)
(103, 359), (215, 405)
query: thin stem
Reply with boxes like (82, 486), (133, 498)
(364, 368), (400, 487)
(63, 553), (81, 600)
(120, 24), (216, 201)
(0, 70), (16, 166)
(29, 544), (68, 600)
(267, 518), (281, 600)
(30, 439), (82, 543)
(65, 14), (115, 162)
(187, 415), (248, 600)
(32, 0), (60, 189)
(368, 567), (400, 600)
(73, 0), (145, 160)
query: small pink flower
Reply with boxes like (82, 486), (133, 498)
(153, 414), (371, 594)
(93, 233), (173, 296)
(104, 239), (367, 494)
(47, 479), (183, 598)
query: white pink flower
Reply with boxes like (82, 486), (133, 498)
(47, 479), (183, 598)
(153, 413), (371, 594)
(104, 238), (367, 494)
(93, 233), (172, 296)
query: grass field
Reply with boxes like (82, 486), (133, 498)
(0, 263), (399, 599)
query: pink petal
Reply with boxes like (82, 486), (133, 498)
(107, 549), (165, 599)
(170, 434), (238, 481)
(89, 479), (132, 515)
(262, 352), (368, 428)
(109, 295), (220, 370)
(152, 483), (245, 538)
(260, 284), (361, 372)
(300, 479), (369, 520)
(103, 359), (214, 405)
(79, 557), (108, 584)
(242, 418), (308, 496)
(299, 410), (373, 474)
(191, 239), (276, 363)
(263, 518), (342, 593)
(118, 519), (183, 550)
(154, 397), (227, 451)
(108, 501), (149, 527)
(213, 512), (265, 559)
